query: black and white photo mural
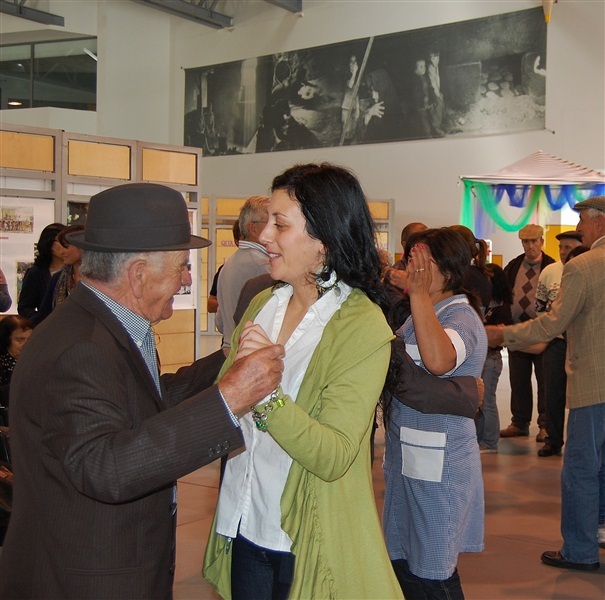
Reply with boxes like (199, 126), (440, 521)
(184, 8), (546, 155)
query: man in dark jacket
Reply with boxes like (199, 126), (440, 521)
(0, 183), (284, 599)
(500, 224), (555, 441)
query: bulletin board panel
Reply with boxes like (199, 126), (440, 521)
(215, 226), (239, 269)
(0, 131), (55, 172)
(67, 140), (131, 180)
(141, 148), (197, 186)
(369, 200), (390, 221)
(2, 125), (206, 363)
(217, 198), (246, 217)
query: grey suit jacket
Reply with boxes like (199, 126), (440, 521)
(0, 285), (243, 599)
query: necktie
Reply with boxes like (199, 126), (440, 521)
(142, 326), (161, 392)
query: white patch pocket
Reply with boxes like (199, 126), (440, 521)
(400, 426), (447, 482)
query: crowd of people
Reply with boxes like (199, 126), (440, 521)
(0, 170), (603, 598)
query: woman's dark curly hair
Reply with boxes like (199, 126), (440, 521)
(33, 223), (66, 269)
(271, 163), (387, 309)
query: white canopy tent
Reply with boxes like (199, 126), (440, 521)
(460, 150), (605, 237)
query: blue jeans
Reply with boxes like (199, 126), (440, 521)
(599, 461), (605, 527)
(560, 403), (605, 564)
(391, 558), (465, 600)
(476, 350), (502, 450)
(231, 534), (295, 600)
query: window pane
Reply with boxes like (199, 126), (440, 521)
(32, 39), (97, 110)
(0, 44), (32, 109)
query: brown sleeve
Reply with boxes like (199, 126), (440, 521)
(386, 338), (479, 418)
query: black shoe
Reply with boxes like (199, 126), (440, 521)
(541, 551), (599, 571)
(538, 443), (562, 457)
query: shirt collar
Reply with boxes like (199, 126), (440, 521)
(272, 279), (352, 327)
(238, 240), (269, 256)
(82, 281), (151, 348)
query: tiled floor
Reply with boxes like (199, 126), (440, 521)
(174, 341), (604, 599)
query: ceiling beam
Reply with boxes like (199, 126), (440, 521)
(130, 0), (233, 29)
(0, 0), (65, 26)
(264, 0), (302, 13)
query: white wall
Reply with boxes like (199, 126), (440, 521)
(2, 0), (604, 264)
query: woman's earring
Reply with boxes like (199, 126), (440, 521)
(315, 259), (338, 298)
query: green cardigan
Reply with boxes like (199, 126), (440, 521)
(203, 287), (403, 599)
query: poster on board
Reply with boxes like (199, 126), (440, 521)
(1, 197), (56, 313)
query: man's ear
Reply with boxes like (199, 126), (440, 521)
(246, 221), (257, 239)
(127, 258), (147, 299)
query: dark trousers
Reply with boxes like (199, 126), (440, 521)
(231, 534), (295, 600)
(391, 559), (465, 600)
(543, 337), (567, 449)
(508, 349), (546, 428)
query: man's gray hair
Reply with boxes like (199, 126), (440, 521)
(80, 251), (167, 283)
(238, 196), (269, 241)
(584, 207), (605, 220)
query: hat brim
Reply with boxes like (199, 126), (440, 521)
(555, 232), (582, 241)
(65, 230), (211, 252)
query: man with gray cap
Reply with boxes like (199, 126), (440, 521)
(487, 196), (605, 571)
(499, 224), (555, 440)
(0, 183), (284, 599)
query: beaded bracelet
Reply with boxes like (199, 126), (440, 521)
(251, 387), (285, 432)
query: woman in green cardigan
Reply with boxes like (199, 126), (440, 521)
(204, 163), (474, 599)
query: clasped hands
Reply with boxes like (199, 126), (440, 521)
(218, 321), (284, 417)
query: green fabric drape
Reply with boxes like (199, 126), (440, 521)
(461, 180), (541, 233)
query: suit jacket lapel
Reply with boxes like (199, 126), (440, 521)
(68, 285), (168, 412)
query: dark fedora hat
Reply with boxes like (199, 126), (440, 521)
(66, 183), (211, 252)
(555, 230), (582, 242)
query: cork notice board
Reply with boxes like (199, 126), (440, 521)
(0, 131), (55, 172)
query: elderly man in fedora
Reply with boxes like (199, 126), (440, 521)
(487, 196), (605, 571)
(0, 183), (284, 599)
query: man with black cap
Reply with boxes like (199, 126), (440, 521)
(534, 230), (584, 457)
(500, 224), (555, 441)
(487, 196), (605, 571)
(0, 183), (285, 599)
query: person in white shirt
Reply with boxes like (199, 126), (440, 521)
(203, 163), (480, 600)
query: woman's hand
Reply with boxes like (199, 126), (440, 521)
(406, 243), (432, 296)
(234, 321), (274, 360)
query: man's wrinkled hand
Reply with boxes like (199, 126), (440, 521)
(218, 344), (285, 417)
(485, 325), (505, 348)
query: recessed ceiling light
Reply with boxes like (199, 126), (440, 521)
(8, 101), (23, 106)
